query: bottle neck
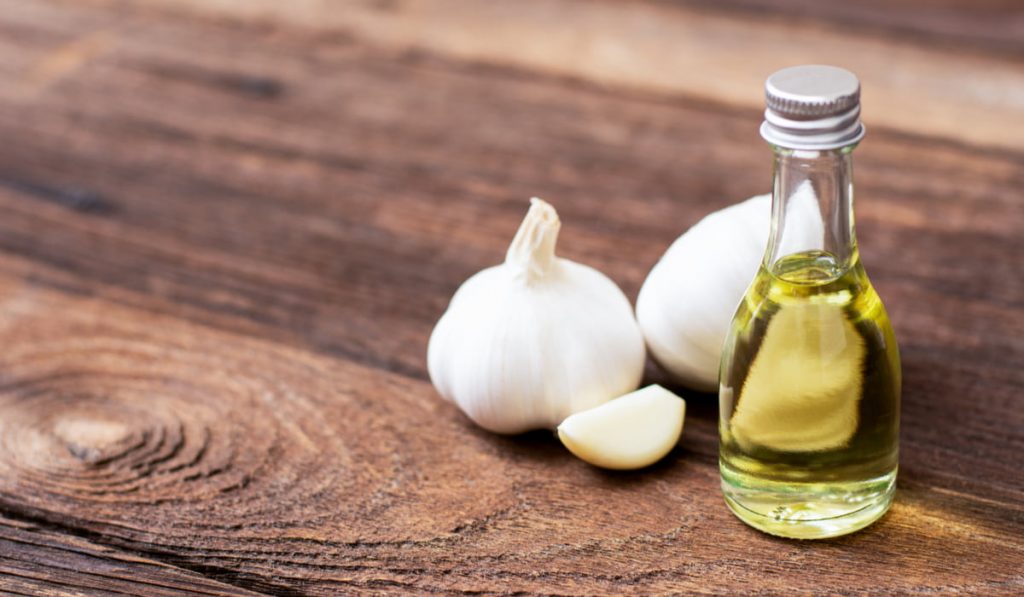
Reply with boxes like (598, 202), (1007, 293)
(764, 146), (858, 279)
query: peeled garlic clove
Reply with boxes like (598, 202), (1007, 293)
(557, 385), (685, 470)
(636, 184), (823, 391)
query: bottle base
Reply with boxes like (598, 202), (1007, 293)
(721, 466), (896, 540)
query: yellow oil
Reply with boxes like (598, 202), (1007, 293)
(719, 250), (900, 539)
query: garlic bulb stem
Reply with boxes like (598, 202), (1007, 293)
(505, 198), (560, 283)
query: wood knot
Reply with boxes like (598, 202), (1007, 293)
(53, 417), (132, 465)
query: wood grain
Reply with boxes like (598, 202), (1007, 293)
(0, 515), (261, 596)
(0, 0), (1021, 594)
(100, 0), (1024, 152)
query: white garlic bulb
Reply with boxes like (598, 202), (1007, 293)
(636, 186), (823, 391)
(428, 198), (646, 434)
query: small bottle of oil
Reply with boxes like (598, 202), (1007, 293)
(719, 65), (901, 539)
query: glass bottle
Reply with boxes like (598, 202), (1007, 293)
(719, 65), (901, 539)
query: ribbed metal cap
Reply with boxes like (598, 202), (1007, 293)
(760, 65), (865, 150)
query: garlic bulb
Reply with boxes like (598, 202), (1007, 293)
(558, 384), (685, 470)
(428, 198), (646, 434)
(636, 186), (823, 391)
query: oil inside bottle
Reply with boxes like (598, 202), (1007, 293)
(719, 249), (900, 539)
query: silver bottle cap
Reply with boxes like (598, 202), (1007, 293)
(760, 65), (865, 150)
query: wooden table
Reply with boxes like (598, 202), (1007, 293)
(1, 0), (1022, 594)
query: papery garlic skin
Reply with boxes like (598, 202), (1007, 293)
(428, 198), (646, 434)
(636, 187), (823, 391)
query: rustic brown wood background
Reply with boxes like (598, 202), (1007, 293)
(0, 0), (1022, 594)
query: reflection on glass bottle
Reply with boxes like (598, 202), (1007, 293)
(730, 298), (866, 454)
(719, 66), (901, 539)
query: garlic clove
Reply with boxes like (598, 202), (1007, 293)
(557, 385), (685, 470)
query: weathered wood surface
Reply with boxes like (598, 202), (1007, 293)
(0, 0), (1022, 594)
